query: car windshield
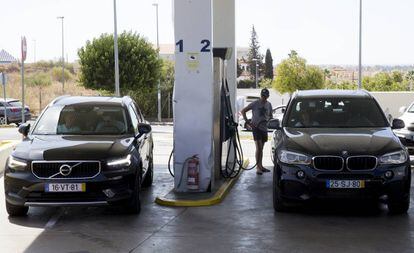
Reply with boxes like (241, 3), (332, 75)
(407, 104), (414, 113)
(285, 97), (388, 128)
(33, 104), (132, 135)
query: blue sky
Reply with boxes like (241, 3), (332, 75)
(1, 0), (413, 65)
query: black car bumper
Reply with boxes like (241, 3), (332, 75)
(275, 162), (411, 201)
(4, 168), (136, 207)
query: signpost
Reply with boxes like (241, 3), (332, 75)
(21, 36), (27, 124)
(1, 73), (7, 125)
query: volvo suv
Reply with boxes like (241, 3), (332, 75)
(269, 90), (411, 214)
(4, 96), (153, 216)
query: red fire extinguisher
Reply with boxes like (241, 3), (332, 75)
(186, 155), (199, 190)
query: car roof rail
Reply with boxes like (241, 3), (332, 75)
(50, 95), (71, 106)
(359, 89), (372, 97)
(121, 96), (132, 106)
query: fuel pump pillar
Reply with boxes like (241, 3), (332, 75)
(173, 0), (236, 193)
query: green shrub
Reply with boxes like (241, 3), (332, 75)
(238, 79), (255, 88)
(51, 67), (72, 83)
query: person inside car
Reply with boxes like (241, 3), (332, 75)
(95, 113), (125, 133)
(57, 113), (81, 133)
(346, 103), (372, 126)
(294, 103), (320, 127)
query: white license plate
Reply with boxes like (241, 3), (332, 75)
(326, 180), (365, 189)
(45, 183), (86, 192)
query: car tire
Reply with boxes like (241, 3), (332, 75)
(388, 195), (410, 214)
(273, 167), (288, 212)
(124, 170), (142, 214)
(6, 201), (29, 217)
(142, 156), (153, 188)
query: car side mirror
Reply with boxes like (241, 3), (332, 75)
(136, 123), (152, 138)
(392, 119), (405, 129)
(18, 123), (30, 138)
(267, 119), (281, 130)
(399, 106), (407, 114)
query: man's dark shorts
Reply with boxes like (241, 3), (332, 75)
(252, 128), (268, 142)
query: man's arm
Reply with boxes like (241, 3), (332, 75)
(240, 106), (250, 122)
(241, 102), (254, 122)
(240, 102), (254, 128)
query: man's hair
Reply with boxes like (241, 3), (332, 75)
(261, 88), (270, 98)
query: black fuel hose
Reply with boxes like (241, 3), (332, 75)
(166, 78), (259, 179)
(168, 149), (174, 177)
(220, 79), (258, 179)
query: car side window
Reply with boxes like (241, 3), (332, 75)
(128, 105), (139, 134)
(132, 102), (144, 122)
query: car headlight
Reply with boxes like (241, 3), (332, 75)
(107, 154), (132, 167)
(278, 150), (311, 165)
(7, 156), (28, 171)
(379, 150), (407, 165)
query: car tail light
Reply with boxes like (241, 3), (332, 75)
(10, 108), (20, 113)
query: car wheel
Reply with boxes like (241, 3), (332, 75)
(6, 201), (29, 217)
(142, 156), (153, 188)
(273, 167), (288, 212)
(124, 170), (142, 214)
(388, 195), (410, 214)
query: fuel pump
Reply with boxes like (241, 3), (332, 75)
(214, 48), (258, 179)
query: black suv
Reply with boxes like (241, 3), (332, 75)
(4, 96), (153, 216)
(269, 90), (411, 214)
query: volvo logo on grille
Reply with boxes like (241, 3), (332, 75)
(59, 164), (72, 176)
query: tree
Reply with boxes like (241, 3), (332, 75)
(26, 72), (52, 111)
(391, 71), (403, 83)
(323, 68), (331, 80)
(274, 50), (324, 94)
(237, 59), (243, 78)
(259, 78), (273, 88)
(325, 80), (357, 90)
(362, 72), (410, 91)
(247, 26), (264, 82)
(160, 59), (174, 118)
(406, 70), (414, 90)
(264, 49), (274, 80)
(78, 31), (162, 116)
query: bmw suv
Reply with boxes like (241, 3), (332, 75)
(269, 90), (411, 214)
(4, 96), (153, 216)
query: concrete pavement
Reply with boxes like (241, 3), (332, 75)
(0, 126), (20, 141)
(0, 126), (413, 253)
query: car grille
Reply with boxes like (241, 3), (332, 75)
(32, 161), (101, 179)
(347, 156), (377, 171)
(313, 156), (343, 171)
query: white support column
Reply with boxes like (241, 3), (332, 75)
(213, 0), (236, 114)
(173, 0), (214, 192)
